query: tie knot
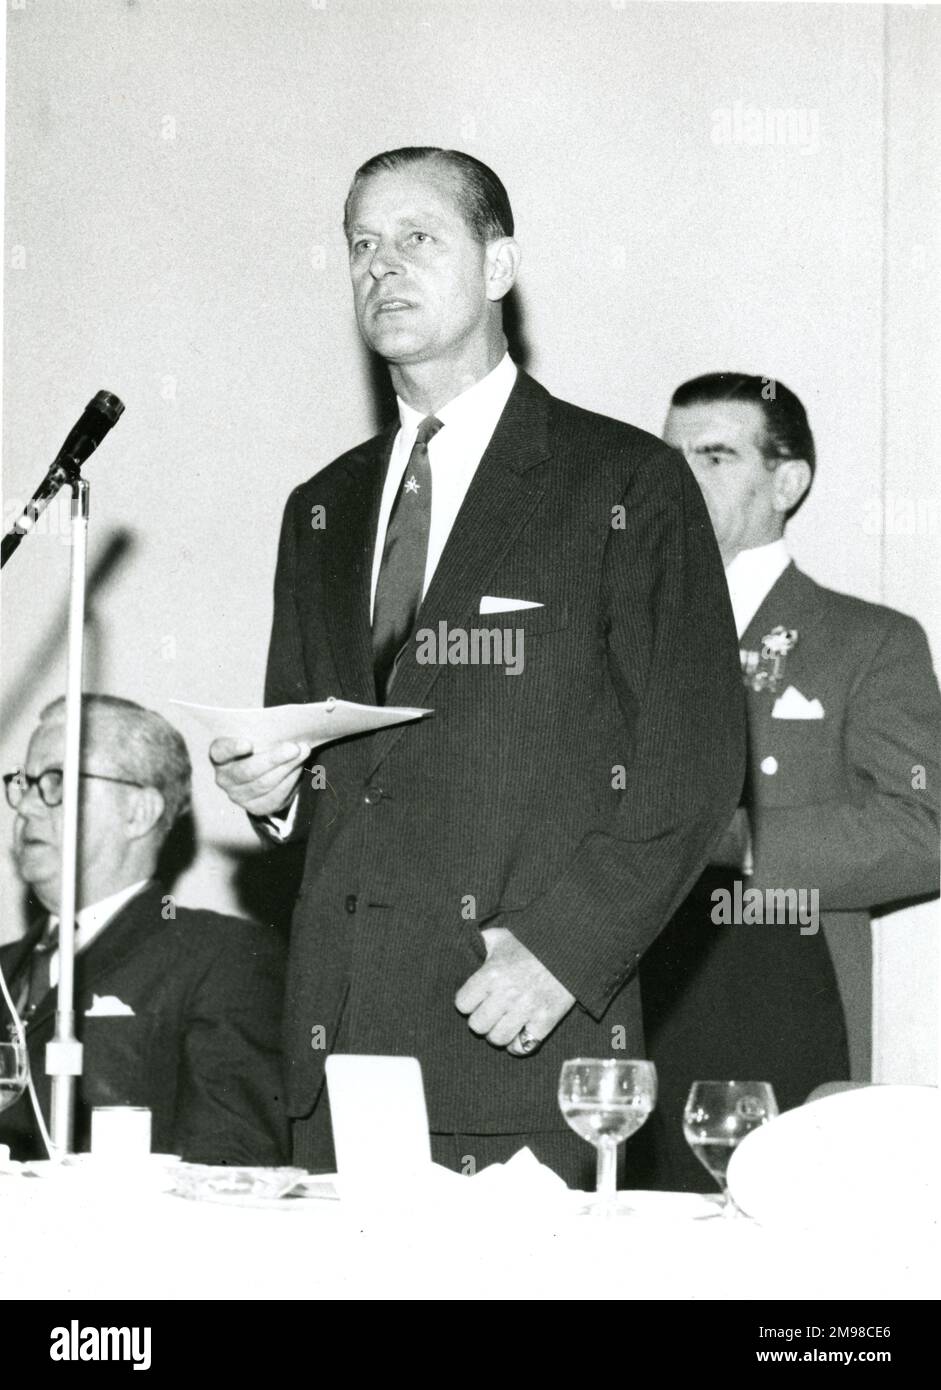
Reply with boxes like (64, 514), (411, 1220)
(416, 415), (443, 447)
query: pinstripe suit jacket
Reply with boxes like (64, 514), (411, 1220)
(265, 370), (746, 1131)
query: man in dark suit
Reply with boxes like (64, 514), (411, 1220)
(0, 695), (289, 1164)
(211, 148), (745, 1185)
(637, 372), (941, 1190)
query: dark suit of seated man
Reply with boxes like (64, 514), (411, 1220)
(636, 373), (940, 1191)
(0, 694), (289, 1165)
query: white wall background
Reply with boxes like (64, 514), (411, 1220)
(2, 2), (938, 1079)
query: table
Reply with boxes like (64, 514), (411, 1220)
(1, 1169), (936, 1300)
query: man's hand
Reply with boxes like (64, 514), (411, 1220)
(454, 927), (576, 1056)
(209, 737), (311, 819)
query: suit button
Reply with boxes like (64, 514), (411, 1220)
(363, 785), (384, 805)
(760, 756), (779, 776)
(345, 894), (358, 915)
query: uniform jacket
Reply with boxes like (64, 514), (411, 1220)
(743, 562), (941, 1072)
(637, 563), (940, 1188)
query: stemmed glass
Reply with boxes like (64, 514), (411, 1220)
(683, 1080), (778, 1216)
(0, 1033), (29, 1115)
(559, 1058), (657, 1215)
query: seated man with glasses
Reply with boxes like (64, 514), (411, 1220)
(0, 694), (289, 1164)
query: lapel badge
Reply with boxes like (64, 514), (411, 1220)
(741, 625), (798, 693)
(403, 475), (421, 495)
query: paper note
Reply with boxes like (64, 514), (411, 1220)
(169, 697), (432, 750)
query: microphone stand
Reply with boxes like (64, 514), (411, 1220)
(1, 461), (81, 570)
(46, 472), (89, 1154)
(3, 464), (90, 1155)
(3, 393), (123, 1154)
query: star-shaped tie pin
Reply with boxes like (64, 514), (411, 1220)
(403, 475), (421, 494)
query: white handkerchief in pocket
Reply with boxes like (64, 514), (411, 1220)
(772, 685), (825, 720)
(479, 595), (544, 614)
(84, 994), (135, 1017)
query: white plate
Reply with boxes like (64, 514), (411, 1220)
(728, 1085), (941, 1227)
(169, 1164), (338, 1206)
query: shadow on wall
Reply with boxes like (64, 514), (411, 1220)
(229, 839), (306, 937)
(0, 529), (135, 730)
(160, 823), (304, 937)
(158, 813), (303, 936)
(156, 811), (198, 894)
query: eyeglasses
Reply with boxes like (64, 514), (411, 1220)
(3, 767), (144, 810)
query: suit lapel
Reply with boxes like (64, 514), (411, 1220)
(308, 426), (395, 706)
(26, 882), (162, 1034)
(364, 372), (552, 775)
(740, 563), (806, 650)
(739, 565), (823, 738)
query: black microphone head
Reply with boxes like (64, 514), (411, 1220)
(90, 391), (125, 425)
(54, 390), (126, 473)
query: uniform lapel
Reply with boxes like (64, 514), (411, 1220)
(739, 564), (822, 752)
(740, 563), (817, 686)
(363, 372), (552, 776)
(740, 562), (806, 651)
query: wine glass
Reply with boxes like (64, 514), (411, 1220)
(683, 1080), (778, 1216)
(559, 1058), (657, 1215)
(0, 1034), (29, 1114)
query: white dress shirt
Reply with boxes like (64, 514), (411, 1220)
(44, 879), (150, 989)
(369, 351), (518, 618)
(725, 538), (791, 639)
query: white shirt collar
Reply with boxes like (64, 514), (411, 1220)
(370, 354), (518, 618)
(725, 538), (791, 639)
(395, 351), (517, 443)
(46, 878), (151, 962)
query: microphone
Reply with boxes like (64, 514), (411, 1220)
(49, 390), (125, 479)
(1, 390), (126, 569)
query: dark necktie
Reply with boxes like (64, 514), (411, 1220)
(372, 415), (443, 699)
(25, 932), (55, 1016)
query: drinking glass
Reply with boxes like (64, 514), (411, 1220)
(0, 1035), (28, 1115)
(683, 1080), (778, 1216)
(559, 1058), (657, 1214)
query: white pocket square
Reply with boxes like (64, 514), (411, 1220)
(772, 685), (825, 720)
(84, 994), (135, 1017)
(479, 595), (544, 614)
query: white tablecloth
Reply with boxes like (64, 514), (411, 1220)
(1, 1172), (936, 1300)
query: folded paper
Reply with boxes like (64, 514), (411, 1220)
(169, 697), (432, 749)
